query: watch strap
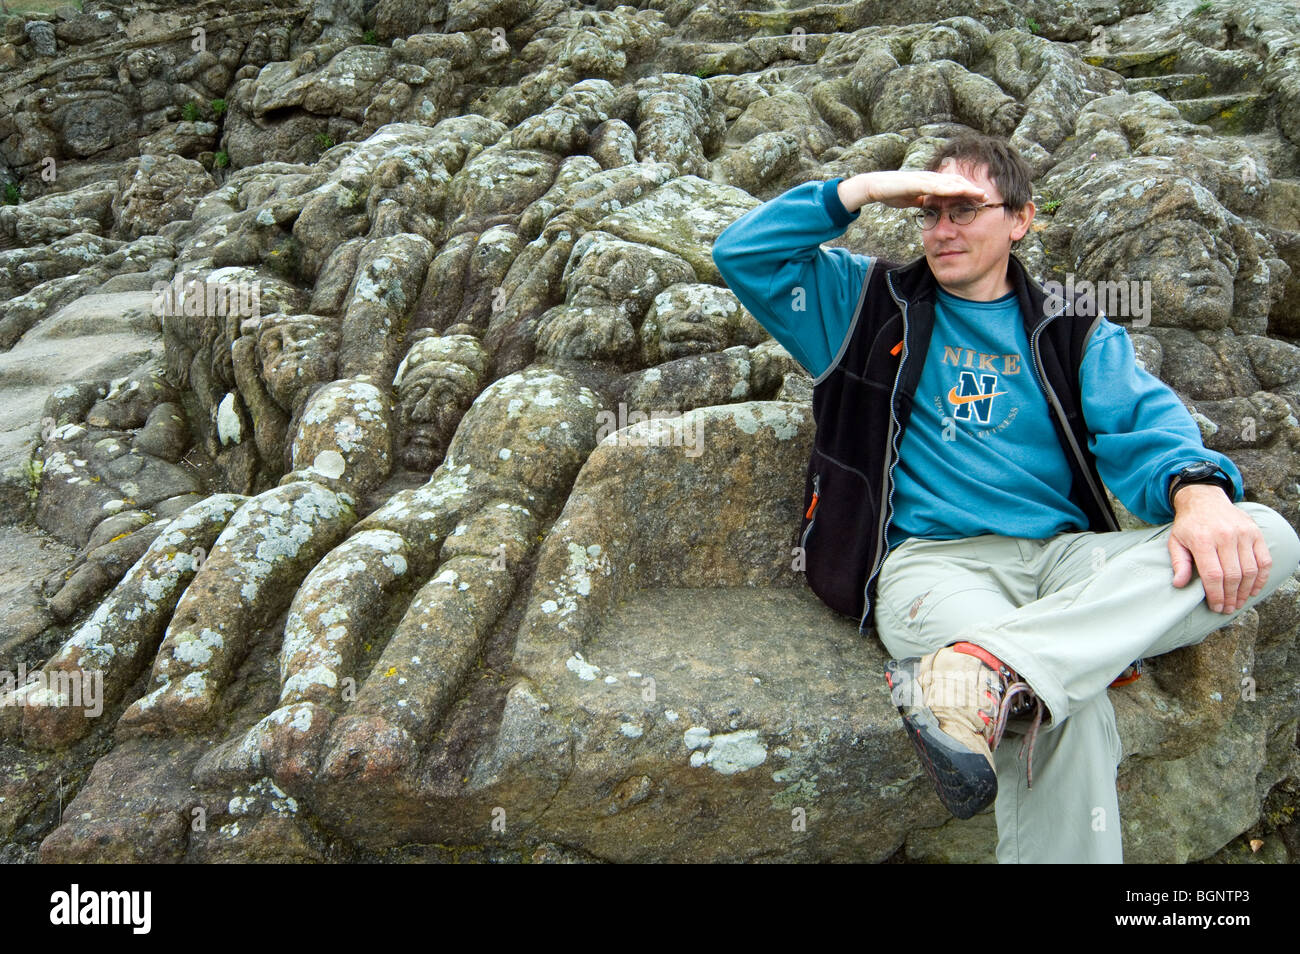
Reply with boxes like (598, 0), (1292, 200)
(1168, 468), (1234, 510)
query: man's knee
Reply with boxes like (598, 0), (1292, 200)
(1240, 503), (1300, 592)
(873, 617), (948, 663)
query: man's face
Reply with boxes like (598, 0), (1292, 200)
(921, 159), (1034, 297)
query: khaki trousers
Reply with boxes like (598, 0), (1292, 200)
(873, 502), (1300, 863)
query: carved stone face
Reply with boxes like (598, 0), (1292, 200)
(397, 361), (477, 470)
(640, 284), (746, 364)
(870, 62), (954, 133)
(652, 302), (729, 360)
(1053, 166), (1246, 332)
(912, 24), (967, 64)
(257, 315), (339, 415)
(1136, 220), (1236, 330)
(126, 50), (158, 84)
(565, 237), (688, 324)
(389, 334), (488, 469)
(1075, 185), (1239, 331)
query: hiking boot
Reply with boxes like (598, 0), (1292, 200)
(885, 641), (1045, 820)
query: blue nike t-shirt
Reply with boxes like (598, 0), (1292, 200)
(885, 285), (1090, 548)
(712, 177), (1246, 547)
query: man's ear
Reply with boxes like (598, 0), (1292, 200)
(1011, 201), (1036, 242)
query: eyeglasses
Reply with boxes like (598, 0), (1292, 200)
(914, 202), (1006, 230)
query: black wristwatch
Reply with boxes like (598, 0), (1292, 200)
(1168, 460), (1234, 510)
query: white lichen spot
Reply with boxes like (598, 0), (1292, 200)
(175, 671), (208, 701)
(217, 393), (242, 445)
(173, 628), (224, 666)
(312, 450), (346, 478)
(704, 729), (767, 775)
(730, 403), (799, 440)
(620, 722), (644, 739)
(291, 705), (313, 732)
(683, 726), (711, 750)
(565, 652), (600, 680)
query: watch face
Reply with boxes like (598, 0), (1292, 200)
(1179, 462), (1220, 480)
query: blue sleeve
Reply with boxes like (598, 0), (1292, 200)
(711, 178), (873, 381)
(1080, 316), (1245, 524)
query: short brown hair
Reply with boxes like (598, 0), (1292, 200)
(924, 132), (1033, 213)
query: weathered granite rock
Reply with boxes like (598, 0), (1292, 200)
(3, 494), (246, 748)
(23, 21), (56, 58)
(117, 480), (356, 733)
(289, 377), (392, 495)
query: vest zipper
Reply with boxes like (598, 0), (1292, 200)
(1028, 306), (1120, 532)
(800, 472), (821, 551)
(860, 271), (910, 634)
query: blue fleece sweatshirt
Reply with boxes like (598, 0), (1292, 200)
(710, 177), (1245, 541)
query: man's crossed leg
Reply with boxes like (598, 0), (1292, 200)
(874, 502), (1300, 862)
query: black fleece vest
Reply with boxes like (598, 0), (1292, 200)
(798, 251), (1121, 638)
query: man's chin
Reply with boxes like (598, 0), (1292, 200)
(929, 254), (966, 276)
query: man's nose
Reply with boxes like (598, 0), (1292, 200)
(932, 208), (960, 238)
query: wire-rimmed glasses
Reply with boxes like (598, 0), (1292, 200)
(914, 202), (1006, 230)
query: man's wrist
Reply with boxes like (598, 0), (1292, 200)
(1168, 461), (1235, 514)
(1172, 481), (1231, 512)
(837, 174), (873, 214)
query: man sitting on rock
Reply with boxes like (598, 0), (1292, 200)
(711, 130), (1300, 863)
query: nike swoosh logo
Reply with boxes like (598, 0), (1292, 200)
(948, 386), (1008, 406)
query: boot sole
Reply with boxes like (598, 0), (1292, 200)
(886, 658), (998, 820)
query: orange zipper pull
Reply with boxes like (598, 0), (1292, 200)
(805, 493), (819, 519)
(890, 339), (903, 356)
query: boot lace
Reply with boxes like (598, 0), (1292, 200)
(983, 666), (1045, 790)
